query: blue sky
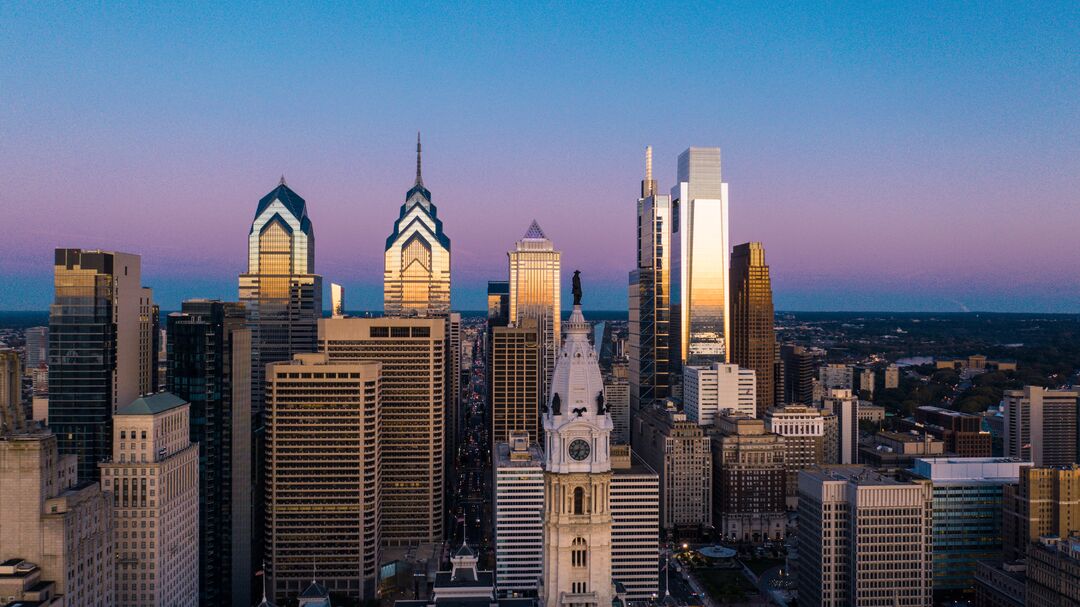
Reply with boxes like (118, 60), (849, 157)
(2, 2), (1078, 311)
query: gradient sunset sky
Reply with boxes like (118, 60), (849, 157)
(3, 2), (1078, 312)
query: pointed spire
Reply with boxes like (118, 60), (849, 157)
(641, 146), (656, 198)
(415, 131), (423, 187)
(279, 174), (287, 187)
(523, 219), (547, 239)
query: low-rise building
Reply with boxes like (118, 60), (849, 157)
(936, 355), (1017, 372)
(859, 431), (944, 474)
(906, 405), (992, 457)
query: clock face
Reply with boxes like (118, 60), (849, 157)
(568, 439), (591, 461)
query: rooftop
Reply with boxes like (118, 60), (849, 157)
(803, 465), (905, 486)
(117, 392), (188, 416)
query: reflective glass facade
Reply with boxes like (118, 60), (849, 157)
(508, 221), (560, 397)
(730, 242), (777, 417)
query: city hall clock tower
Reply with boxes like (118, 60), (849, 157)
(540, 274), (617, 607)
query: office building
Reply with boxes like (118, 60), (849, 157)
(909, 458), (1031, 599)
(0, 427), (114, 606)
(0, 350), (22, 434)
(765, 404), (826, 509)
(49, 249), (155, 481)
(508, 220), (560, 396)
(320, 317), (445, 545)
(165, 300), (253, 607)
(884, 364), (900, 389)
(238, 180), (322, 415)
(1026, 535), (1080, 606)
(99, 393), (199, 607)
(490, 323), (542, 449)
(821, 389), (858, 465)
(903, 405), (992, 457)
(1002, 465), (1080, 560)
(671, 146), (730, 369)
(25, 326), (48, 369)
(609, 444), (660, 601)
(973, 559), (1026, 607)
(493, 432), (545, 597)
(818, 364), (853, 391)
(487, 281), (511, 329)
(446, 312), (463, 476)
(859, 431), (944, 473)
(632, 403), (712, 535)
(796, 467), (933, 607)
(729, 242), (776, 417)
(710, 415), (787, 541)
(628, 146), (673, 424)
(1003, 386), (1078, 466)
(384, 134), (451, 317)
(683, 363), (756, 425)
(539, 296), (621, 607)
(331, 283), (345, 318)
(779, 344), (814, 405)
(265, 353), (381, 602)
(857, 403), (885, 424)
(603, 364), (630, 444)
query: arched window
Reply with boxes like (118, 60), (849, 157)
(573, 487), (585, 515)
(572, 537), (588, 567)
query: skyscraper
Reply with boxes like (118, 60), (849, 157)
(320, 317), (446, 545)
(508, 220), (560, 397)
(1003, 386), (1078, 466)
(166, 300), (253, 607)
(331, 282), (345, 318)
(0, 349), (22, 434)
(710, 415), (787, 542)
(683, 363), (757, 425)
(822, 388), (859, 465)
(629, 146), (673, 425)
(780, 344), (815, 405)
(1002, 464), (1080, 560)
(384, 134), (451, 317)
(493, 432), (545, 597)
(238, 179), (322, 415)
(24, 326), (48, 369)
(264, 353), (381, 602)
(490, 322), (542, 445)
(487, 281), (510, 329)
(99, 393), (200, 607)
(729, 242), (777, 417)
(671, 147), (730, 370)
(49, 249), (155, 481)
(765, 404), (826, 509)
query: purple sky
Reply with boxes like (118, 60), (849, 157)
(2, 3), (1078, 312)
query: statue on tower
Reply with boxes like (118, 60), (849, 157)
(572, 270), (583, 306)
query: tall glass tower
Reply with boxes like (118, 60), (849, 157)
(730, 242), (777, 417)
(508, 220), (560, 400)
(238, 179), (322, 414)
(384, 134), (451, 317)
(628, 146), (672, 424)
(671, 147), (730, 374)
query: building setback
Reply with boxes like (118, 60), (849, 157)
(99, 393), (199, 607)
(264, 353), (381, 602)
(320, 317), (445, 545)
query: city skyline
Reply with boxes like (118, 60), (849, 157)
(3, 3), (1079, 312)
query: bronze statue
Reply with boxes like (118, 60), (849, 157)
(596, 392), (605, 415)
(551, 392), (561, 415)
(572, 270), (582, 306)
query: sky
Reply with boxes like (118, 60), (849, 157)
(2, 2), (1078, 312)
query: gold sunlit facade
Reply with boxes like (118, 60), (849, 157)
(384, 135), (451, 317)
(508, 220), (560, 395)
(730, 242), (776, 417)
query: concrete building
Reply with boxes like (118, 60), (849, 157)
(818, 364), (853, 391)
(1026, 535), (1080, 606)
(99, 393), (199, 607)
(908, 458), (1031, 600)
(632, 403), (712, 536)
(320, 317), (445, 545)
(508, 221), (560, 400)
(779, 345), (814, 405)
(1002, 464), (1080, 560)
(25, 326), (48, 370)
(821, 389), (858, 465)
(237, 181), (322, 416)
(795, 467), (933, 607)
(883, 364), (900, 390)
(608, 444), (659, 601)
(859, 431), (944, 474)
(0, 428), (114, 606)
(396, 542), (538, 607)
(264, 353), (381, 602)
(1003, 386), (1078, 466)
(603, 364), (630, 444)
(671, 146), (730, 369)
(710, 415), (787, 541)
(683, 363), (756, 425)
(856, 403), (885, 424)
(628, 147), (673, 434)
(936, 355), (1017, 372)
(906, 405), (992, 457)
(973, 560), (1026, 607)
(854, 367), (875, 397)
(165, 300), (253, 606)
(49, 249), (155, 482)
(765, 404), (825, 509)
(0, 559), (63, 606)
(383, 134), (451, 318)
(490, 323), (542, 446)
(0, 350), (22, 435)
(493, 433), (545, 597)
(729, 242), (777, 418)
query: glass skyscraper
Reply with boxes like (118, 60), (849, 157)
(48, 248), (154, 481)
(671, 146), (730, 372)
(384, 134), (451, 317)
(508, 220), (560, 399)
(730, 242), (777, 417)
(238, 179), (322, 415)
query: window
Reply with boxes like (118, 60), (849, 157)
(573, 487), (585, 515)
(571, 537), (588, 567)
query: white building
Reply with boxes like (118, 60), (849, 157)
(796, 466), (933, 607)
(683, 363), (756, 424)
(1003, 386), (1079, 467)
(818, 364), (853, 391)
(609, 444), (659, 601)
(99, 393), (199, 607)
(764, 404), (826, 509)
(493, 432), (545, 597)
(884, 364), (900, 390)
(821, 389), (859, 464)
